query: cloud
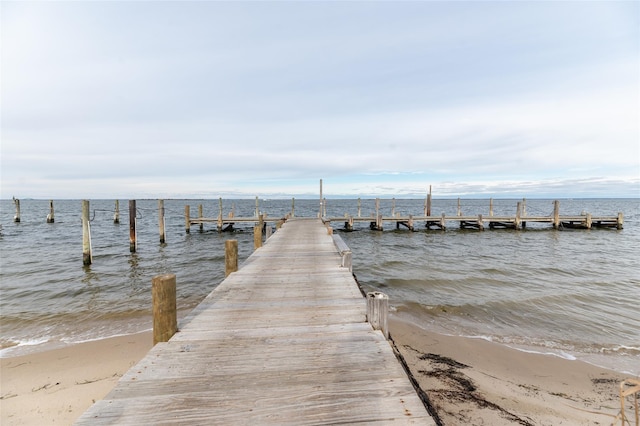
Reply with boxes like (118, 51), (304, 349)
(1, 1), (638, 199)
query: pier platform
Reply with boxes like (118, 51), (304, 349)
(76, 218), (433, 425)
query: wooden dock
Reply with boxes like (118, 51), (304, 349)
(75, 218), (433, 425)
(324, 200), (623, 231)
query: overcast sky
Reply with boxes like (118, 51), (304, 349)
(1, 1), (638, 199)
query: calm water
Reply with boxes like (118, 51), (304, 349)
(1, 198), (638, 375)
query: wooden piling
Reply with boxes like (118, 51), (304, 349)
(13, 198), (20, 223)
(515, 201), (522, 230)
(367, 292), (389, 340)
(158, 199), (166, 244)
(291, 197), (295, 217)
(617, 212), (624, 230)
(319, 179), (323, 218)
(357, 198), (362, 218)
(129, 200), (137, 252)
(217, 198), (223, 232)
(553, 200), (560, 229)
(427, 185), (432, 216)
(114, 200), (120, 224)
(478, 214), (484, 231)
(585, 213), (592, 230)
(457, 198), (461, 216)
(82, 200), (92, 265)
(391, 198), (396, 217)
(46, 200), (55, 223)
(198, 204), (204, 233)
(253, 225), (262, 249)
(152, 274), (177, 345)
(185, 205), (191, 234)
(255, 196), (260, 218)
(225, 240), (238, 277)
(489, 198), (494, 217)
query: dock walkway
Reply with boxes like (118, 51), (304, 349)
(76, 218), (433, 425)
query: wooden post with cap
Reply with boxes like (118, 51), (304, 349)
(152, 274), (177, 345)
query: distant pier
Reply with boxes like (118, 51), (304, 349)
(323, 199), (623, 232)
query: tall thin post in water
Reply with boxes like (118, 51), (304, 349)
(552, 200), (560, 229)
(13, 198), (20, 223)
(158, 199), (166, 244)
(184, 205), (191, 234)
(319, 178), (323, 218)
(113, 200), (120, 224)
(46, 200), (55, 223)
(129, 200), (137, 252)
(82, 200), (92, 265)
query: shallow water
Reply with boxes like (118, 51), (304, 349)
(1, 198), (638, 375)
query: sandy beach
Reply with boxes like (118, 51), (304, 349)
(1, 332), (153, 425)
(1, 321), (635, 425)
(390, 317), (634, 425)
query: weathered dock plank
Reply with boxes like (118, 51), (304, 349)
(76, 218), (433, 425)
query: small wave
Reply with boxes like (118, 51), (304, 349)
(60, 328), (152, 345)
(466, 335), (494, 342)
(509, 346), (578, 361)
(0, 336), (51, 357)
(599, 345), (640, 356)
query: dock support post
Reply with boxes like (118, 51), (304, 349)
(114, 200), (120, 224)
(47, 200), (55, 223)
(585, 213), (592, 230)
(13, 198), (20, 223)
(515, 201), (522, 230)
(344, 216), (353, 232)
(185, 205), (191, 234)
(225, 240), (238, 277)
(617, 213), (624, 230)
(319, 179), (323, 218)
(391, 198), (396, 217)
(489, 198), (494, 217)
(159, 199), (166, 244)
(291, 197), (295, 217)
(427, 185), (432, 216)
(217, 198), (223, 232)
(254, 225), (262, 249)
(440, 213), (446, 230)
(152, 274), (177, 345)
(457, 198), (461, 216)
(478, 214), (484, 231)
(522, 198), (527, 229)
(254, 215), (264, 250)
(255, 196), (260, 218)
(198, 204), (204, 233)
(367, 292), (389, 340)
(129, 200), (137, 252)
(552, 200), (560, 229)
(82, 200), (92, 265)
(357, 198), (361, 218)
